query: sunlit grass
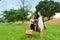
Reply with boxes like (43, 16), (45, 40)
(0, 23), (60, 40)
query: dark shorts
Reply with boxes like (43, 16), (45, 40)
(30, 24), (35, 31)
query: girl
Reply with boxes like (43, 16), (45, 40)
(30, 15), (35, 31)
(37, 11), (44, 37)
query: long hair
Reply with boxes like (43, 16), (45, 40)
(36, 11), (41, 19)
(36, 14), (39, 19)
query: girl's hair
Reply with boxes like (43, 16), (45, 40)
(32, 15), (36, 19)
(36, 14), (39, 19)
(36, 11), (40, 19)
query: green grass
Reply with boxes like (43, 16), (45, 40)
(0, 23), (60, 40)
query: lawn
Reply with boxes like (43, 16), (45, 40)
(0, 23), (60, 40)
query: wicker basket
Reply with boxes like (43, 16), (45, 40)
(25, 29), (33, 35)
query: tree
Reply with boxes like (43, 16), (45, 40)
(18, 0), (31, 23)
(3, 9), (17, 22)
(2, 7), (29, 23)
(0, 17), (5, 23)
(15, 7), (29, 23)
(35, 0), (60, 20)
(2, 0), (35, 23)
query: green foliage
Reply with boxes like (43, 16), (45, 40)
(36, 0), (60, 20)
(3, 9), (16, 22)
(1, 0), (31, 23)
(2, 7), (29, 22)
(0, 18), (2, 23)
(16, 7), (29, 21)
(0, 18), (5, 23)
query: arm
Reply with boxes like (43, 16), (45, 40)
(29, 19), (31, 29)
(42, 16), (46, 30)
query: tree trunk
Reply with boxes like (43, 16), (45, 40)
(22, 19), (24, 24)
(48, 17), (50, 20)
(22, 21), (24, 24)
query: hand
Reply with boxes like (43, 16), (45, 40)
(44, 25), (46, 30)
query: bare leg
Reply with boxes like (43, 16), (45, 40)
(39, 29), (43, 38)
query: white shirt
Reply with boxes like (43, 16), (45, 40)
(38, 16), (44, 29)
